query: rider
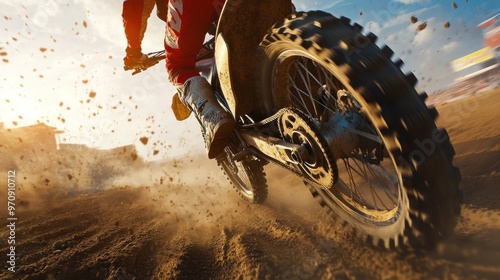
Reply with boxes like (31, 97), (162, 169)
(122, 0), (234, 159)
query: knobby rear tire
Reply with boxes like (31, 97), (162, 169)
(256, 11), (462, 251)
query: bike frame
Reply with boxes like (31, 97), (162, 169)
(203, 0), (314, 170)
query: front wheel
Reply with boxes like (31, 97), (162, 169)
(256, 11), (462, 250)
(217, 133), (268, 204)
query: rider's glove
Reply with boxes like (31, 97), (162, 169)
(123, 47), (150, 70)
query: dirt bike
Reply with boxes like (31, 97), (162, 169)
(126, 0), (462, 251)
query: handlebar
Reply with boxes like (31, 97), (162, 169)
(123, 50), (166, 75)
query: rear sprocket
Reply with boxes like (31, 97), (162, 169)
(278, 108), (338, 189)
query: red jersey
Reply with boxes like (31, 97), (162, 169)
(123, 0), (226, 84)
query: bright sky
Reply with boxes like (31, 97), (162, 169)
(1, 0), (499, 160)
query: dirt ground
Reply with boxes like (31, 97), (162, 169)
(1, 89), (499, 280)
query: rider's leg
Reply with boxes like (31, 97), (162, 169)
(165, 0), (233, 159)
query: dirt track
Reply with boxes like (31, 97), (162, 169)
(1, 89), (500, 279)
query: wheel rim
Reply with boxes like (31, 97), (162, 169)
(273, 51), (402, 223)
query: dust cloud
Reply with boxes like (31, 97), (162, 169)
(0, 89), (499, 279)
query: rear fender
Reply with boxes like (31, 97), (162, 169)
(215, 0), (293, 117)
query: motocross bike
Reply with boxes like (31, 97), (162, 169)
(127, 0), (462, 251)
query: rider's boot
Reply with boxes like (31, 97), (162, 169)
(178, 76), (236, 159)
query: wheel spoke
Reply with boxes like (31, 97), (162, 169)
(353, 156), (398, 210)
(288, 75), (312, 115)
(295, 62), (319, 116)
(297, 59), (324, 87)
